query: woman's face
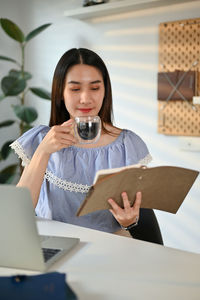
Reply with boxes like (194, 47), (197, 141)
(63, 64), (105, 119)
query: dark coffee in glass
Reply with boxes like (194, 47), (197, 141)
(74, 116), (101, 144)
(77, 122), (99, 140)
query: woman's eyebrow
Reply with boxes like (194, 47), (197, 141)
(68, 80), (102, 84)
(68, 80), (80, 84)
(90, 80), (102, 84)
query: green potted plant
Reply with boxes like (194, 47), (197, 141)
(0, 18), (52, 183)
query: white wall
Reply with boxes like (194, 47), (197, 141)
(0, 0), (200, 254)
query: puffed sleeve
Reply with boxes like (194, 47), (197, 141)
(10, 125), (50, 166)
(123, 130), (152, 165)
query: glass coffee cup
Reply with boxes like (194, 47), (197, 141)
(74, 116), (101, 144)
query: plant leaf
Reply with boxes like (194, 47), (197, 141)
(0, 120), (15, 128)
(0, 55), (17, 64)
(0, 94), (5, 101)
(21, 124), (33, 134)
(30, 87), (51, 100)
(0, 164), (18, 184)
(1, 140), (14, 160)
(25, 23), (52, 42)
(0, 18), (25, 43)
(9, 69), (32, 80)
(13, 105), (38, 123)
(1, 76), (26, 96)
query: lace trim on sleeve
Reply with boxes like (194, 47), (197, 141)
(138, 153), (152, 166)
(10, 140), (31, 167)
(45, 170), (91, 194)
(10, 140), (91, 193)
(10, 141), (151, 194)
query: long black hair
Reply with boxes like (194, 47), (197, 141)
(49, 48), (114, 132)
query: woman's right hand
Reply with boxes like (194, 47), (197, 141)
(37, 119), (77, 155)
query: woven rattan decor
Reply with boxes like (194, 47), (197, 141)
(158, 18), (200, 136)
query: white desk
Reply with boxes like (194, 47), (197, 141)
(0, 218), (200, 300)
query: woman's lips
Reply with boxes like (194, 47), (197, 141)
(78, 108), (92, 113)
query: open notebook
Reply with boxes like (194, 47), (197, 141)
(0, 185), (79, 271)
(77, 165), (199, 216)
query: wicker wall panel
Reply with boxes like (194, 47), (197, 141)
(158, 18), (200, 136)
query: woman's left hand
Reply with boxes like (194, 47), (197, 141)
(108, 191), (142, 227)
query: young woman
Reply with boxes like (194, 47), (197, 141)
(11, 48), (163, 244)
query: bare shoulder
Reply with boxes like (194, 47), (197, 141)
(104, 123), (122, 136)
(98, 123), (123, 146)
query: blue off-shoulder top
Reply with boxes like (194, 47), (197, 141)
(10, 125), (152, 233)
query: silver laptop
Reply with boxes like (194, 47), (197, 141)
(0, 185), (79, 272)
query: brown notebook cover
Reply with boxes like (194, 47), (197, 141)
(76, 166), (199, 216)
